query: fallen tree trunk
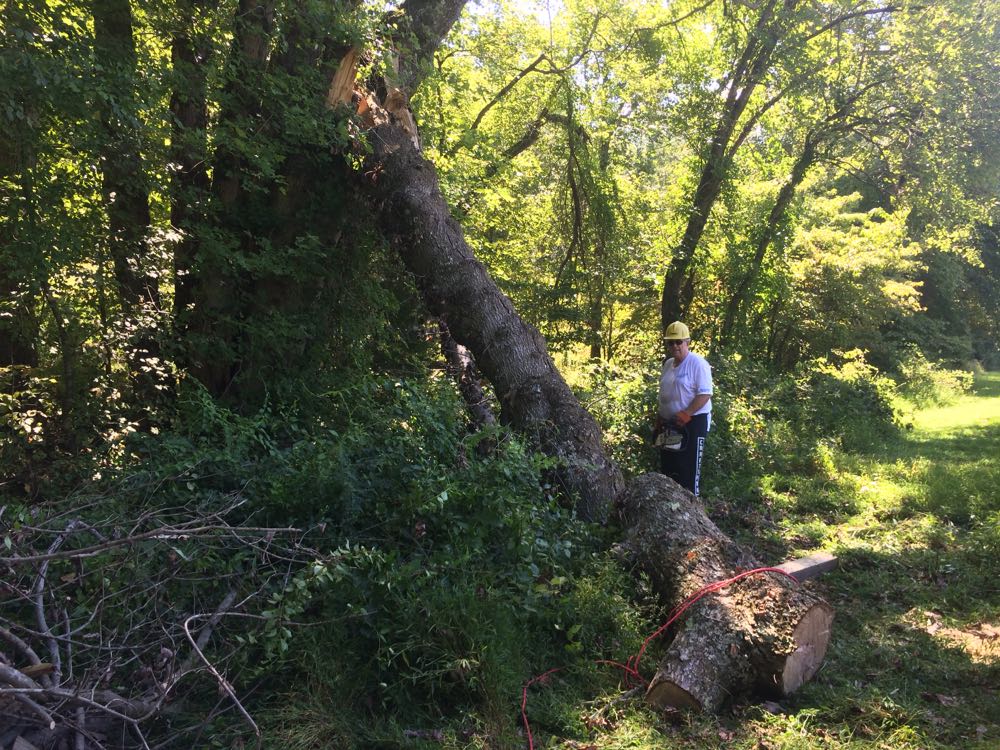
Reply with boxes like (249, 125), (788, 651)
(361, 92), (834, 710)
(352, 0), (834, 711)
(618, 473), (834, 711)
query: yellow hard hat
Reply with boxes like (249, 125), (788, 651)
(664, 321), (690, 340)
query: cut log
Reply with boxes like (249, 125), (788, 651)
(618, 474), (834, 711)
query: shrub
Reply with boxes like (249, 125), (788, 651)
(576, 358), (660, 477)
(111, 374), (647, 743)
(775, 349), (900, 454)
(896, 346), (974, 406)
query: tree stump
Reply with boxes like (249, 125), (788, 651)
(617, 473), (834, 712)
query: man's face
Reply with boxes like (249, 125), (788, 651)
(665, 338), (689, 359)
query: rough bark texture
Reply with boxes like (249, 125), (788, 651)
(394, 0), (469, 95)
(365, 115), (624, 521)
(618, 473), (833, 711)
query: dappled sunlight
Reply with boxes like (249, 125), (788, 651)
(901, 608), (1000, 664)
(911, 374), (1000, 433)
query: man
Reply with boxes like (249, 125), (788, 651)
(655, 321), (713, 496)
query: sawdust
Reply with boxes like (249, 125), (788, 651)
(936, 623), (1000, 664)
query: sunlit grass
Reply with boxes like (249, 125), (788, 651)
(558, 373), (1000, 750)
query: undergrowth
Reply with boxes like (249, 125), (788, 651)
(115, 374), (654, 748)
(3, 358), (995, 750)
(568, 357), (998, 750)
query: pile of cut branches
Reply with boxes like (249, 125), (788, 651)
(0, 497), (313, 749)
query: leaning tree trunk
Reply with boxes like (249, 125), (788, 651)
(365, 110), (624, 521)
(660, 0), (797, 327)
(618, 474), (833, 711)
(347, 0), (834, 709)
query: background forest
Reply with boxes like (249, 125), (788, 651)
(1, 0), (998, 748)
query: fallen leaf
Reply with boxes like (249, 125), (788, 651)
(581, 712), (610, 731)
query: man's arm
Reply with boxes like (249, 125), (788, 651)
(673, 392), (711, 427)
(685, 393), (711, 414)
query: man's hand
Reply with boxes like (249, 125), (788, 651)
(672, 410), (691, 427)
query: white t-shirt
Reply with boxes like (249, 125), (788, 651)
(658, 351), (713, 422)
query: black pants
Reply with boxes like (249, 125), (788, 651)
(659, 413), (709, 496)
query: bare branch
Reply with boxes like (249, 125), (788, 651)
(183, 612), (261, 746)
(1, 523), (303, 566)
(802, 4), (901, 44)
(0, 662), (42, 689)
(178, 589), (239, 676)
(447, 53), (548, 156)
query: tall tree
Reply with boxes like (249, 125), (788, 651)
(661, 0), (801, 327)
(659, 0), (903, 328)
(169, 0), (215, 330)
(0, 1), (41, 387)
(92, 0), (158, 315)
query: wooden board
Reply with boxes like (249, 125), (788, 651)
(776, 552), (838, 582)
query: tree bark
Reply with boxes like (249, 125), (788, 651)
(364, 112), (624, 521)
(439, 320), (497, 432)
(718, 132), (818, 351)
(170, 0), (214, 328)
(618, 474), (833, 711)
(660, 0), (798, 328)
(92, 0), (158, 314)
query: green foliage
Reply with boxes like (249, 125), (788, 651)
(896, 346), (974, 406)
(3, 1), (1000, 747)
(703, 351), (900, 506)
(577, 359), (660, 477)
(252, 378), (643, 733)
(784, 349), (900, 453)
(108, 373), (649, 744)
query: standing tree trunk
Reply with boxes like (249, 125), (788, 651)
(179, 0), (276, 396)
(1, 2), (41, 396)
(661, 0), (798, 328)
(718, 132), (818, 351)
(170, 0), (214, 330)
(92, 0), (158, 314)
(92, 0), (170, 411)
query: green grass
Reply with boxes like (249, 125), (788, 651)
(528, 373), (1000, 750)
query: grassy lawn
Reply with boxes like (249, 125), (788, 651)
(560, 374), (1000, 750)
(765, 373), (1000, 750)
